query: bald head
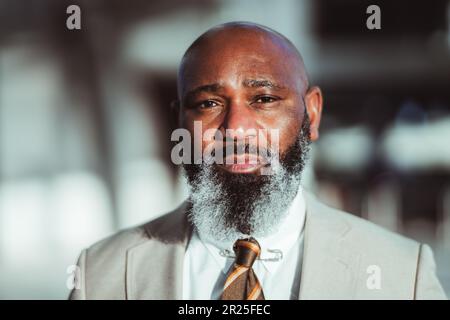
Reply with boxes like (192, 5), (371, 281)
(177, 22), (309, 100)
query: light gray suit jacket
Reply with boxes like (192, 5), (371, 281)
(69, 191), (447, 300)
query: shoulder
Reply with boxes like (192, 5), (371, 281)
(80, 201), (189, 281)
(302, 190), (431, 298)
(86, 201), (190, 259)
(70, 202), (190, 299)
(304, 189), (419, 254)
(70, 202), (187, 300)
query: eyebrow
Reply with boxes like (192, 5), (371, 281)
(242, 79), (285, 90)
(183, 83), (223, 101)
(183, 78), (285, 101)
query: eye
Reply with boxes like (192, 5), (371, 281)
(254, 96), (278, 104)
(198, 100), (219, 109)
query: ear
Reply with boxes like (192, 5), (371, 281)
(304, 86), (323, 141)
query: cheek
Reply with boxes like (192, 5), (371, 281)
(279, 125), (300, 154)
(259, 107), (303, 154)
(183, 125), (217, 163)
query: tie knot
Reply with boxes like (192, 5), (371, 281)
(232, 238), (261, 268)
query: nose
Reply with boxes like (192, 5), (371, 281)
(221, 99), (258, 141)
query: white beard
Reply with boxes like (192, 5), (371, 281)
(184, 158), (301, 246)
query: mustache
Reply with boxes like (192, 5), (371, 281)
(209, 142), (274, 160)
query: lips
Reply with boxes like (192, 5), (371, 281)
(219, 154), (267, 173)
(222, 163), (265, 173)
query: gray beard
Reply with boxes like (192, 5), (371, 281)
(184, 162), (302, 246)
(183, 117), (311, 245)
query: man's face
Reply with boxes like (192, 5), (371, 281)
(176, 25), (322, 242)
(178, 30), (308, 174)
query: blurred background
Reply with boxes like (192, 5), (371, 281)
(0, 0), (449, 299)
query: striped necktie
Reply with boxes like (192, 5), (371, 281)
(221, 237), (265, 300)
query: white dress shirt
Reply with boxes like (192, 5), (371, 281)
(182, 187), (306, 300)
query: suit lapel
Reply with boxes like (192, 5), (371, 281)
(126, 202), (192, 299)
(299, 191), (362, 299)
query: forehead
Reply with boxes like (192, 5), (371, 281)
(179, 30), (303, 95)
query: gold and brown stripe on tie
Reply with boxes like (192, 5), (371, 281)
(221, 237), (265, 300)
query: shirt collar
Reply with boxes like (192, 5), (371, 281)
(195, 186), (306, 275)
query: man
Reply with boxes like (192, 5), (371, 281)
(69, 22), (446, 300)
